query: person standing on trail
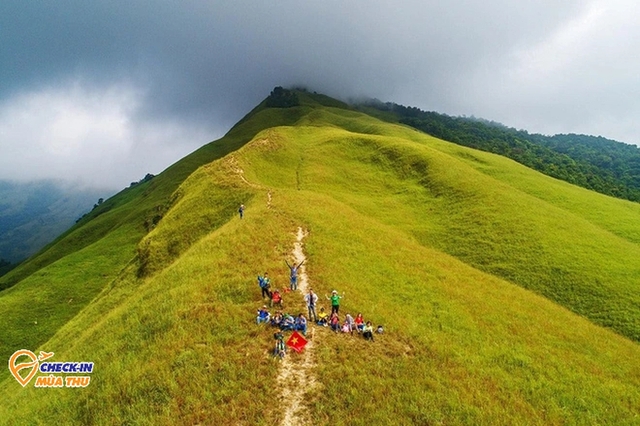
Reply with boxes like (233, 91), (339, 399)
(285, 259), (304, 291)
(258, 272), (272, 300)
(238, 204), (245, 219)
(326, 290), (343, 315)
(304, 289), (318, 322)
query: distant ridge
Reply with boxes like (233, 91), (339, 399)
(0, 180), (104, 265)
(357, 99), (640, 203)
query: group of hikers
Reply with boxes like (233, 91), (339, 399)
(255, 259), (383, 358)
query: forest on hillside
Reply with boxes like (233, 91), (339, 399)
(359, 100), (640, 202)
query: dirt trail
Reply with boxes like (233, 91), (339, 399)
(226, 155), (271, 209)
(230, 155), (318, 423)
(277, 227), (319, 426)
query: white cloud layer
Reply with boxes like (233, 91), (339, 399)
(0, 82), (217, 188)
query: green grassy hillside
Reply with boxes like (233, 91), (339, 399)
(0, 98), (309, 368)
(1, 92), (639, 424)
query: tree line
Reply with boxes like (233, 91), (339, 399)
(359, 100), (640, 202)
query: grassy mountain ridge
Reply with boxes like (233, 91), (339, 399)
(0, 96), (318, 368)
(1, 93), (639, 424)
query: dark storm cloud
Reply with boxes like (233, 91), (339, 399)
(0, 0), (636, 188)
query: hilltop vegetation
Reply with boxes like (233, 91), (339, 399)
(1, 91), (639, 424)
(358, 100), (640, 203)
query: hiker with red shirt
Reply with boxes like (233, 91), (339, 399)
(271, 289), (283, 308)
(354, 313), (364, 333)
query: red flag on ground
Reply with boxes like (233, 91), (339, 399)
(286, 331), (308, 353)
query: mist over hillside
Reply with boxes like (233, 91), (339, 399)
(0, 180), (106, 264)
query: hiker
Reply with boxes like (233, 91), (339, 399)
(317, 307), (329, 326)
(256, 306), (270, 324)
(271, 289), (283, 308)
(238, 204), (245, 219)
(363, 321), (374, 341)
(325, 290), (344, 315)
(271, 311), (283, 328)
(285, 259), (304, 291)
(281, 313), (295, 331)
(344, 313), (355, 334)
(341, 321), (351, 334)
(294, 313), (308, 336)
(354, 313), (364, 333)
(273, 331), (286, 359)
(304, 288), (318, 322)
(258, 272), (272, 300)
(329, 312), (340, 332)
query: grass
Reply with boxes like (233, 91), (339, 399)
(0, 98), (306, 371)
(1, 95), (639, 424)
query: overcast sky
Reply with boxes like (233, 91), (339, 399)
(1, 0), (639, 190)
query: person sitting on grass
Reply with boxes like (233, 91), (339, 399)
(329, 312), (340, 333)
(317, 307), (329, 326)
(344, 313), (355, 334)
(341, 321), (352, 334)
(271, 289), (283, 308)
(363, 321), (374, 341)
(354, 313), (364, 333)
(281, 313), (295, 331)
(256, 306), (270, 325)
(271, 311), (283, 328)
(294, 313), (308, 336)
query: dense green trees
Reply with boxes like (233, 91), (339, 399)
(360, 100), (640, 202)
(265, 86), (300, 108)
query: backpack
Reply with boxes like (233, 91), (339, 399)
(258, 276), (266, 288)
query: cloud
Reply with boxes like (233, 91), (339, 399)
(460, 0), (640, 143)
(0, 81), (217, 188)
(0, 0), (638, 189)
